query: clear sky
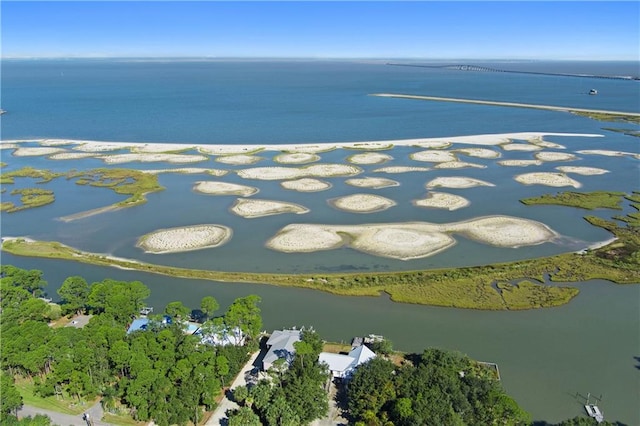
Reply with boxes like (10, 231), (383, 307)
(2, 1), (639, 60)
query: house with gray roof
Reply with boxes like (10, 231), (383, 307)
(262, 329), (301, 371)
(319, 344), (376, 379)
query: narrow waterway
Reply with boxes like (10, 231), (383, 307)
(5, 253), (638, 424)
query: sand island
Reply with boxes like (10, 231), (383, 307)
(137, 224), (232, 254)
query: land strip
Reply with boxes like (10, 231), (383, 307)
(371, 93), (640, 118)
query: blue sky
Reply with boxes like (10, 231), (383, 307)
(2, 1), (639, 60)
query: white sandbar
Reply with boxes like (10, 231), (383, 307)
(453, 148), (501, 159)
(576, 149), (639, 159)
(12, 147), (66, 157)
(230, 198), (309, 218)
(434, 161), (486, 169)
(280, 178), (332, 192)
(215, 155), (264, 165)
(345, 177), (400, 189)
(514, 172), (582, 188)
(413, 192), (470, 211)
(49, 152), (98, 160)
(142, 168), (228, 176)
(267, 215), (558, 260)
(373, 166), (431, 174)
(426, 176), (495, 189)
(193, 181), (258, 196)
(329, 194), (396, 213)
(497, 159), (543, 167)
(410, 150), (457, 163)
(274, 153), (321, 164)
(534, 151), (577, 162)
(555, 166), (609, 175)
(347, 152), (393, 165)
(100, 153), (208, 164)
(237, 164), (361, 181)
(137, 224), (232, 254)
(501, 143), (543, 151)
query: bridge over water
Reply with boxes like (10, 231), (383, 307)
(387, 63), (640, 81)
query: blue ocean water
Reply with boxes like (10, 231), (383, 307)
(2, 59), (638, 143)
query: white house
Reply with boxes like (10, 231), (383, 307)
(262, 329), (301, 371)
(319, 344), (376, 379)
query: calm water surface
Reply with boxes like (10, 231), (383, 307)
(1, 59), (639, 424)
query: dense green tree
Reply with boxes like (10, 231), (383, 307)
(227, 406), (262, 426)
(1, 372), (23, 420)
(57, 276), (89, 315)
(165, 301), (190, 320)
(88, 279), (150, 323)
(224, 295), (262, 340)
(200, 296), (220, 320)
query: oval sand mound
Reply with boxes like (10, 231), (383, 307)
(413, 192), (470, 211)
(329, 194), (396, 213)
(514, 172), (581, 188)
(447, 216), (557, 248)
(410, 150), (457, 163)
(345, 177), (399, 189)
(230, 198), (309, 218)
(426, 176), (495, 189)
(280, 178), (332, 192)
(193, 181), (258, 196)
(351, 227), (456, 260)
(274, 153), (321, 164)
(347, 152), (393, 165)
(555, 166), (609, 175)
(137, 224), (232, 254)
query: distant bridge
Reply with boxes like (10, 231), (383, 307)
(386, 63), (640, 81)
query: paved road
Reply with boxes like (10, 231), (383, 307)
(18, 401), (112, 426)
(372, 93), (640, 117)
(205, 351), (261, 426)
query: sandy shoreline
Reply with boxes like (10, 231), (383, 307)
(1, 132), (605, 155)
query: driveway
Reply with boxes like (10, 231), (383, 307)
(205, 351), (261, 425)
(17, 401), (112, 426)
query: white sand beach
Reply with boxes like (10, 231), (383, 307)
(230, 198), (309, 218)
(137, 224), (232, 254)
(3, 132), (601, 158)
